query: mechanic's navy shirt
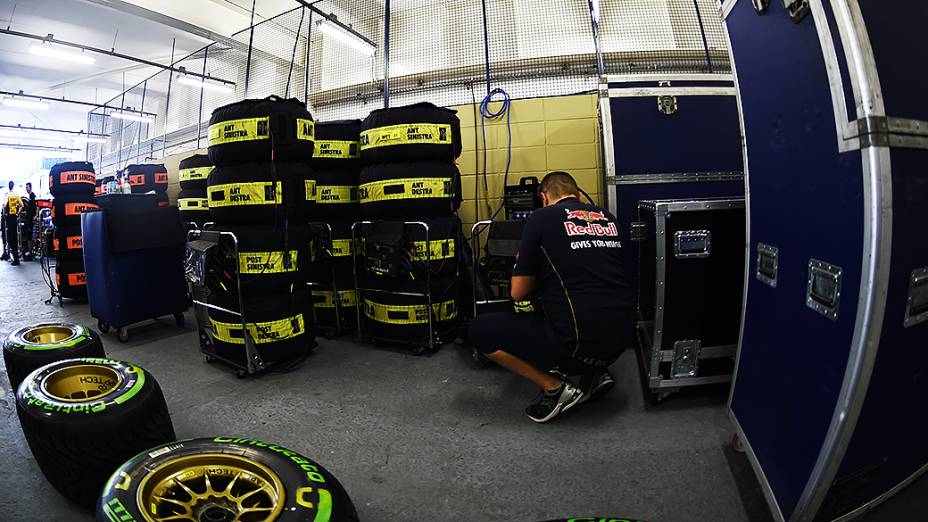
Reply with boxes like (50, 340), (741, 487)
(513, 197), (634, 360)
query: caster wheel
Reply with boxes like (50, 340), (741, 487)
(174, 313), (185, 327)
(411, 345), (427, 356)
(235, 369), (248, 379)
(472, 348), (492, 368)
(204, 355), (215, 364)
(731, 433), (746, 454)
(117, 327), (129, 343)
(97, 320), (110, 333)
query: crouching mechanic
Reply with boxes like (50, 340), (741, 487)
(470, 171), (636, 423)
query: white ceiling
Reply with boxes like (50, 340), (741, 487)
(0, 0), (299, 151)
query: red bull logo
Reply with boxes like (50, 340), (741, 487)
(564, 208), (617, 237)
(565, 209), (608, 222)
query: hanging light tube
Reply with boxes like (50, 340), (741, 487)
(28, 43), (96, 64)
(177, 75), (235, 93)
(316, 16), (376, 56)
(111, 111), (155, 123)
(70, 134), (108, 144)
(2, 97), (50, 110)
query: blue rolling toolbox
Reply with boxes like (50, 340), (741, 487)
(82, 195), (189, 342)
(723, 1), (928, 521)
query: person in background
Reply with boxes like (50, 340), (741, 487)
(470, 171), (636, 423)
(3, 181), (23, 265)
(19, 182), (36, 261)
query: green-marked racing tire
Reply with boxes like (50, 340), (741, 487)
(3, 323), (105, 391)
(15, 358), (175, 508)
(97, 437), (360, 521)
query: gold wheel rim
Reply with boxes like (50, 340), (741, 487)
(41, 364), (122, 402)
(138, 453), (285, 522)
(23, 325), (78, 344)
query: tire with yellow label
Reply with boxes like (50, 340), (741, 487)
(15, 358), (175, 509)
(360, 102), (461, 163)
(207, 96), (315, 166)
(97, 437), (359, 522)
(207, 162), (311, 226)
(49, 161), (96, 197)
(313, 119), (362, 171)
(125, 163), (169, 194)
(356, 216), (462, 290)
(3, 323), (105, 392)
(177, 188), (210, 225)
(217, 224), (310, 296)
(207, 288), (314, 365)
(56, 258), (88, 300)
(360, 277), (460, 346)
(178, 153), (213, 191)
(51, 194), (99, 227)
(358, 161), (462, 218)
(52, 225), (84, 260)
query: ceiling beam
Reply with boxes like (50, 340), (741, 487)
(0, 123), (109, 137)
(0, 28), (236, 85)
(0, 89), (157, 115)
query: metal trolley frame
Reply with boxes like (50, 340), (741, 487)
(187, 227), (269, 378)
(352, 220), (452, 355)
(470, 220), (513, 316)
(307, 222), (350, 338)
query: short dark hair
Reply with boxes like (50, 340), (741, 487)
(25, 182), (31, 188)
(539, 171), (580, 199)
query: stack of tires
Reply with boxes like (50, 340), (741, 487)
(177, 153), (212, 226)
(205, 95), (317, 369)
(357, 102), (464, 350)
(49, 161), (99, 300)
(310, 119), (362, 334)
(125, 163), (169, 206)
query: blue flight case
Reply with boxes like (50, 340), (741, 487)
(723, 1), (928, 520)
(82, 195), (189, 342)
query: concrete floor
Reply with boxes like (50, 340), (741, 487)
(0, 259), (918, 521)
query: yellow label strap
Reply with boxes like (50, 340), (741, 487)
(305, 179), (317, 202)
(410, 239), (455, 261)
(513, 300), (536, 313)
(316, 185), (358, 205)
(297, 119), (315, 141)
(313, 290), (358, 308)
(179, 166), (214, 182)
(359, 177), (452, 203)
(208, 117), (314, 146)
(361, 298), (457, 325)
(330, 239), (357, 257)
(210, 314), (305, 345)
(208, 117), (270, 146)
(238, 250), (300, 274)
(360, 123), (452, 150)
(314, 140), (359, 159)
(178, 198), (209, 210)
(208, 182), (282, 208)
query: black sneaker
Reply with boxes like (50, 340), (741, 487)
(578, 369), (615, 404)
(525, 381), (585, 423)
(10, 259), (20, 266)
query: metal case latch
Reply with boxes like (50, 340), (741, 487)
(904, 267), (928, 328)
(674, 230), (711, 259)
(657, 81), (677, 116)
(807, 259), (843, 320)
(784, 0), (810, 23)
(672, 340), (702, 379)
(756, 243), (779, 287)
(630, 222), (647, 242)
(753, 0), (770, 15)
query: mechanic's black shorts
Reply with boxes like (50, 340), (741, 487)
(470, 311), (624, 374)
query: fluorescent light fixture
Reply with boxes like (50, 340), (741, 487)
(2, 97), (49, 110)
(0, 127), (27, 137)
(71, 135), (107, 144)
(111, 111), (155, 124)
(177, 75), (234, 93)
(316, 18), (376, 56)
(29, 44), (96, 65)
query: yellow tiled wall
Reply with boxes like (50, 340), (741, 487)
(450, 93), (603, 232)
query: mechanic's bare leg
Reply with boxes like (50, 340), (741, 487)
(485, 349), (562, 391)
